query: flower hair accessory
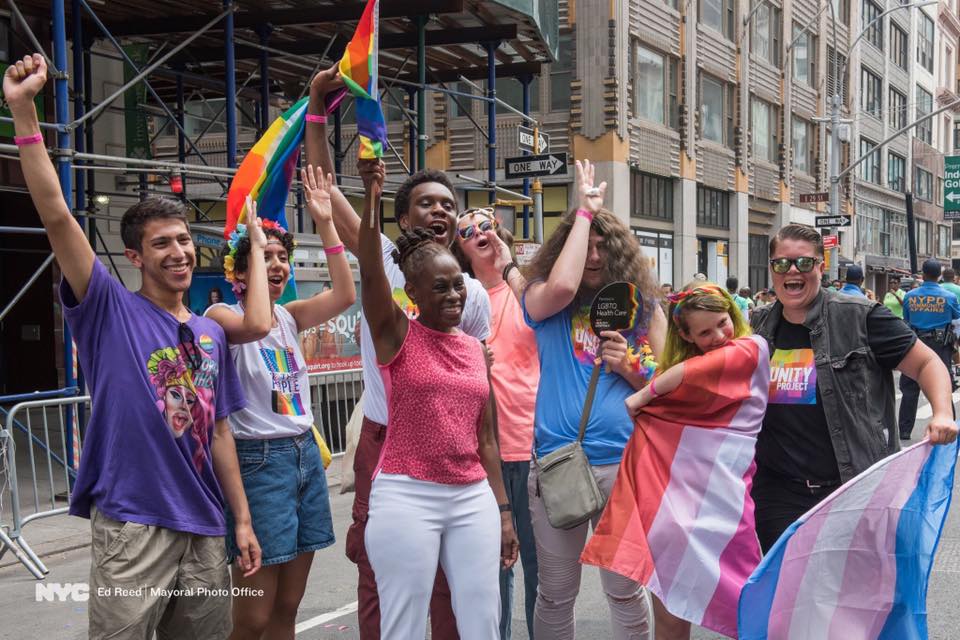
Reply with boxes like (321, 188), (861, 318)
(667, 284), (727, 323)
(223, 219), (295, 296)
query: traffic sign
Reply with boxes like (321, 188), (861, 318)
(518, 125), (550, 153)
(815, 215), (851, 228)
(945, 155), (960, 214)
(799, 192), (829, 204)
(505, 153), (568, 179)
(823, 235), (838, 249)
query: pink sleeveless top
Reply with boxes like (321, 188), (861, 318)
(378, 319), (489, 484)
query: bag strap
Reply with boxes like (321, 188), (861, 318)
(575, 362), (602, 443)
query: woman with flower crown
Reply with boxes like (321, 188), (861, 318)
(206, 169), (356, 639)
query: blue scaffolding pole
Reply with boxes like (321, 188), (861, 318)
(521, 76), (531, 239)
(486, 41), (498, 204)
(70, 0), (87, 463)
(224, 0), (237, 168)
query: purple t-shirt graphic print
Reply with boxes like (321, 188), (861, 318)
(62, 260), (245, 536)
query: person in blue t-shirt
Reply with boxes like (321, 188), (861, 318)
(496, 159), (667, 638)
(840, 265), (866, 297)
(5, 54), (259, 639)
(899, 259), (960, 438)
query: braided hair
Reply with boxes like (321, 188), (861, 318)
(391, 227), (452, 282)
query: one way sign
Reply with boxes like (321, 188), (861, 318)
(504, 153), (568, 179)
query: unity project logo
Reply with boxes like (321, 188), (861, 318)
(35, 582), (89, 602)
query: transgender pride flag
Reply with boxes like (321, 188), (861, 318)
(581, 334), (769, 638)
(739, 438), (958, 640)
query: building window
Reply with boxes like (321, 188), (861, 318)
(917, 219), (931, 254)
(752, 98), (778, 163)
(827, 47), (848, 103)
(792, 24), (816, 85)
(955, 122), (960, 151)
(888, 87), (906, 130)
(832, 0), (850, 26)
(749, 234), (769, 292)
(859, 137), (880, 184)
(862, 0), (883, 51)
(918, 12), (934, 73)
(495, 77), (540, 115)
(700, 74), (733, 147)
(631, 43), (678, 128)
(916, 85), (933, 145)
(792, 118), (811, 173)
(915, 167), (933, 201)
(888, 152), (905, 192)
(861, 67), (882, 118)
(939, 225), (951, 257)
(550, 33), (573, 112)
(701, 0), (735, 39)
(890, 23), (907, 69)
(696, 185), (730, 228)
(448, 81), (475, 118)
(631, 171), (674, 220)
(752, 1), (781, 67)
(938, 176), (944, 205)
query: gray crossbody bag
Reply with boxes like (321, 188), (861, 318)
(534, 364), (607, 530)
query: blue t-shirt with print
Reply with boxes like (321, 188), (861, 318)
(522, 295), (655, 465)
(62, 260), (246, 536)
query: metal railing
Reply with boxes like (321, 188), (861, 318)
(0, 395), (90, 579)
(308, 368), (364, 458)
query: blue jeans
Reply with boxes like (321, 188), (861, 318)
(500, 460), (538, 639)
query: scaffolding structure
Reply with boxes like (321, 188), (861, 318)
(0, 0), (558, 455)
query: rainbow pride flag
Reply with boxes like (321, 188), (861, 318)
(738, 438), (958, 640)
(338, 0), (386, 159)
(225, 96), (308, 238)
(581, 335), (770, 638)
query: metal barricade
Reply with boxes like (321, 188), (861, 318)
(307, 368), (364, 458)
(0, 395), (90, 579)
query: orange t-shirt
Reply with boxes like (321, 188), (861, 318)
(487, 281), (540, 462)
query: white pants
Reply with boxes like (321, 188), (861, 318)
(365, 473), (501, 639)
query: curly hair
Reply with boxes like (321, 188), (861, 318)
(391, 227), (453, 282)
(525, 208), (660, 311)
(658, 282), (751, 371)
(393, 169), (456, 221)
(221, 226), (296, 277)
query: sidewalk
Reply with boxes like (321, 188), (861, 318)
(0, 460), (349, 574)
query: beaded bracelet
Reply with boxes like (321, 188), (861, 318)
(324, 244), (345, 256)
(14, 133), (43, 146)
(306, 113), (328, 124)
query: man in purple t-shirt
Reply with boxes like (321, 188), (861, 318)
(5, 55), (260, 639)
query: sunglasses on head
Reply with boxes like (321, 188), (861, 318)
(177, 322), (203, 372)
(769, 256), (821, 274)
(457, 208), (496, 240)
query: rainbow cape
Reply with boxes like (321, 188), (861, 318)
(581, 335), (770, 638)
(738, 438), (958, 640)
(338, 0), (386, 159)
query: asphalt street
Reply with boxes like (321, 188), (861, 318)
(0, 390), (958, 639)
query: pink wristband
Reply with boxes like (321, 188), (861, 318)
(306, 113), (328, 124)
(649, 377), (659, 398)
(324, 244), (344, 256)
(576, 208), (594, 222)
(14, 133), (43, 146)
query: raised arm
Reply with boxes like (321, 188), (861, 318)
(305, 66), (360, 255)
(356, 159), (407, 364)
(5, 55), (95, 300)
(205, 197), (272, 343)
(523, 160), (606, 322)
(285, 165), (357, 331)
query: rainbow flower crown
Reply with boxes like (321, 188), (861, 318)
(222, 219), (288, 296)
(666, 284), (727, 323)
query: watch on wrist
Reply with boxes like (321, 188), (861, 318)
(498, 503), (512, 513)
(502, 262), (519, 282)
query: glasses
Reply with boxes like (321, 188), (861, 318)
(457, 208), (496, 240)
(769, 257), (821, 274)
(177, 322), (203, 372)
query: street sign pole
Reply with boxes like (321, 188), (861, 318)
(533, 125), (544, 243)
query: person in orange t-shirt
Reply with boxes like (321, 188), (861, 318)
(454, 209), (540, 640)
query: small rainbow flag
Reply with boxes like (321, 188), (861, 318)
(338, 0), (387, 159)
(225, 97), (308, 238)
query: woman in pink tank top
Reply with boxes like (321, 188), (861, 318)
(355, 160), (519, 639)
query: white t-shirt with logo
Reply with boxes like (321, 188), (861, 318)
(361, 234), (491, 425)
(207, 303), (313, 439)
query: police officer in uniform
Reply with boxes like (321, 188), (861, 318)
(898, 259), (960, 440)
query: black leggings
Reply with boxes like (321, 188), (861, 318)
(751, 467), (837, 553)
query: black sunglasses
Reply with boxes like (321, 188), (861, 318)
(177, 322), (203, 372)
(769, 257), (821, 274)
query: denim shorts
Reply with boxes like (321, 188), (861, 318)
(226, 430), (335, 566)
